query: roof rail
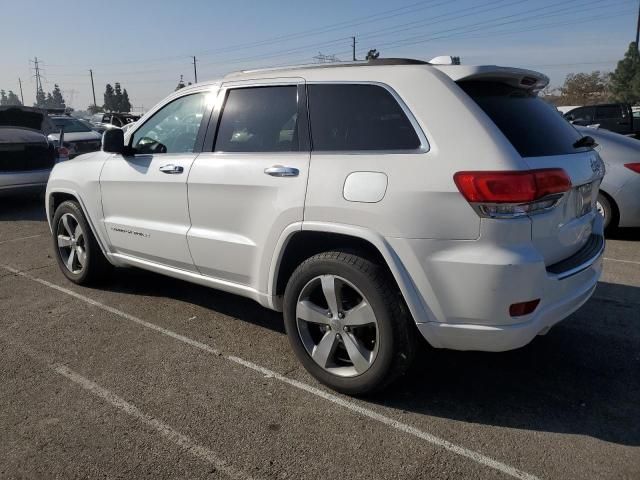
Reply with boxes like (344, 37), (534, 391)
(227, 58), (430, 77)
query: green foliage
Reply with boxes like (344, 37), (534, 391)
(559, 71), (610, 105)
(103, 82), (132, 112)
(33, 84), (65, 109)
(6, 90), (22, 105)
(610, 42), (640, 104)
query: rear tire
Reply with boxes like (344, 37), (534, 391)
(52, 200), (111, 285)
(596, 192), (617, 233)
(283, 251), (417, 395)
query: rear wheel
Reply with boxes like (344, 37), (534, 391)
(283, 251), (417, 395)
(52, 200), (111, 285)
(596, 192), (617, 233)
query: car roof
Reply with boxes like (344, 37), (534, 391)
(218, 60), (547, 91)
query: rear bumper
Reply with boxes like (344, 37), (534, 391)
(416, 262), (600, 351)
(386, 218), (604, 352)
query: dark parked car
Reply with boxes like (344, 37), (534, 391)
(564, 103), (640, 137)
(0, 106), (58, 196)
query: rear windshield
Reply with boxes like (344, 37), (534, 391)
(51, 117), (92, 133)
(459, 81), (587, 157)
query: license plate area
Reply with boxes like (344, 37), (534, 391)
(575, 182), (594, 217)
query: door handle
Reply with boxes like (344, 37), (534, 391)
(264, 165), (299, 177)
(159, 164), (184, 174)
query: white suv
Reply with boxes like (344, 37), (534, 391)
(45, 59), (605, 394)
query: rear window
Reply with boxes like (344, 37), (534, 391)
(459, 81), (586, 157)
(307, 84), (421, 151)
(51, 117), (92, 133)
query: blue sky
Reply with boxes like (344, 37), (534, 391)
(1, 0), (636, 111)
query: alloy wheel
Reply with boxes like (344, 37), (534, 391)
(295, 274), (379, 377)
(56, 213), (86, 274)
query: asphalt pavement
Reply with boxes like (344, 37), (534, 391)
(1, 196), (638, 479)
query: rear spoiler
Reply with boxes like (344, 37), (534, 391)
(433, 65), (549, 91)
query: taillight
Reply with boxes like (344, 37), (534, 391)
(57, 146), (69, 159)
(454, 169), (571, 218)
(624, 163), (640, 174)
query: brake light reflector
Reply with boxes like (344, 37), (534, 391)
(454, 169), (571, 203)
(509, 299), (540, 317)
(624, 163), (640, 174)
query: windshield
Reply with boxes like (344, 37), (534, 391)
(51, 117), (92, 133)
(459, 81), (587, 157)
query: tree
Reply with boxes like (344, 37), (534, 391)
(103, 83), (115, 111)
(0, 90), (6, 105)
(113, 82), (123, 112)
(365, 49), (380, 60)
(51, 84), (66, 109)
(6, 90), (22, 105)
(121, 89), (132, 112)
(558, 71), (610, 105)
(35, 86), (46, 108)
(610, 42), (640, 104)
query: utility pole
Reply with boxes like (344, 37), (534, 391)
(33, 57), (43, 97)
(18, 78), (24, 105)
(636, 0), (640, 51)
(351, 36), (357, 61)
(192, 56), (198, 83)
(89, 69), (97, 108)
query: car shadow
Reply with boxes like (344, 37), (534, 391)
(0, 195), (47, 222)
(608, 227), (640, 241)
(99, 267), (639, 446)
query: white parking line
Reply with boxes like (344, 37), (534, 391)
(0, 337), (255, 480)
(55, 365), (256, 480)
(604, 257), (640, 266)
(0, 234), (43, 245)
(1, 264), (539, 480)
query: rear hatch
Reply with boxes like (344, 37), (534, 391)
(452, 72), (603, 265)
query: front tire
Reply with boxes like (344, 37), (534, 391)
(283, 251), (417, 395)
(52, 200), (111, 285)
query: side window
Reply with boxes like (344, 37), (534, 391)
(132, 93), (207, 154)
(568, 107), (594, 123)
(595, 105), (622, 120)
(307, 84), (421, 151)
(214, 86), (299, 152)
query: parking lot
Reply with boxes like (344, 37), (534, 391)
(0, 196), (638, 479)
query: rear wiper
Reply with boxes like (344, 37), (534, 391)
(573, 135), (597, 149)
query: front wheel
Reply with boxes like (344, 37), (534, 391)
(283, 251), (417, 395)
(52, 200), (111, 285)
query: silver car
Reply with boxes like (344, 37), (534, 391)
(576, 126), (640, 230)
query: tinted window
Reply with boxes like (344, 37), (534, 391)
(132, 93), (207, 154)
(595, 105), (623, 119)
(307, 84), (421, 151)
(215, 86), (299, 152)
(566, 107), (594, 122)
(460, 81), (586, 157)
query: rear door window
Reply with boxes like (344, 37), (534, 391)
(459, 81), (586, 157)
(307, 84), (421, 151)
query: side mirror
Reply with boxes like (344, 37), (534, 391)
(102, 128), (125, 154)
